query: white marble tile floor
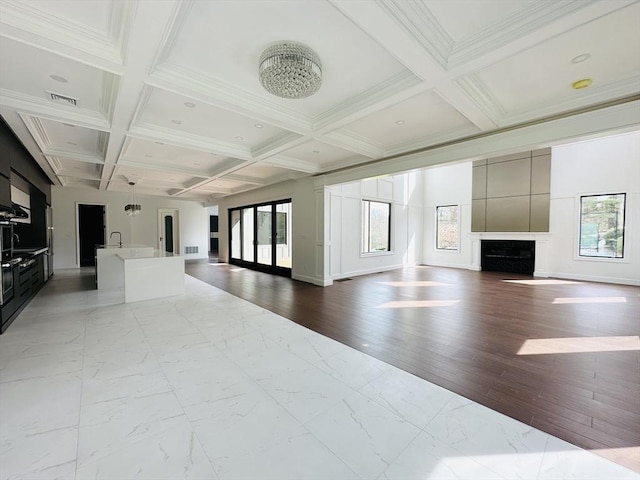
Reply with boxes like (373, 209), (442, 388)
(1, 269), (638, 480)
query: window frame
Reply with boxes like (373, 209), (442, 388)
(361, 199), (392, 256)
(577, 192), (626, 261)
(435, 204), (460, 252)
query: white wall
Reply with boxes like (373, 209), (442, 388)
(216, 177), (320, 284)
(422, 162), (473, 269)
(327, 172), (423, 280)
(548, 131), (640, 285)
(51, 187), (208, 269)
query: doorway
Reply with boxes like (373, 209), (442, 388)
(229, 199), (292, 276)
(77, 203), (105, 267)
(158, 209), (180, 253)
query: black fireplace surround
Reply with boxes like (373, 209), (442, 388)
(481, 240), (535, 275)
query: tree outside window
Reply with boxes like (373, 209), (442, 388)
(362, 200), (390, 253)
(436, 205), (459, 250)
(579, 193), (625, 258)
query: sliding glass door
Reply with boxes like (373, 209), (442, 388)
(228, 199), (292, 276)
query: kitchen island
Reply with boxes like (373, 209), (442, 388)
(96, 246), (184, 303)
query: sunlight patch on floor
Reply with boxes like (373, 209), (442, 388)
(377, 281), (453, 287)
(376, 300), (460, 308)
(553, 296), (627, 304)
(503, 279), (582, 285)
(517, 336), (640, 355)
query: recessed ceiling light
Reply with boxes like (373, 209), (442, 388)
(254, 124), (264, 128)
(184, 102), (196, 108)
(312, 150), (320, 154)
(235, 136), (244, 140)
(395, 120), (405, 125)
(67, 141), (77, 146)
(571, 53), (591, 64)
(572, 78), (592, 90)
(171, 119), (182, 125)
(145, 154), (152, 158)
(50, 74), (68, 83)
(194, 162), (200, 166)
(155, 141), (164, 145)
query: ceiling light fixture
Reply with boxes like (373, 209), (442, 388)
(184, 102), (196, 108)
(572, 78), (592, 90)
(235, 136), (244, 140)
(171, 119), (182, 125)
(259, 42), (322, 99)
(254, 123), (264, 128)
(125, 180), (141, 216)
(396, 120), (405, 125)
(571, 53), (591, 64)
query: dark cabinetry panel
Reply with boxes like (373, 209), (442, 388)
(0, 253), (46, 333)
(0, 174), (10, 208)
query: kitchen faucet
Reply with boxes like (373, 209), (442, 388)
(109, 231), (122, 247)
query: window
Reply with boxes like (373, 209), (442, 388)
(362, 200), (390, 253)
(579, 193), (625, 258)
(436, 205), (459, 250)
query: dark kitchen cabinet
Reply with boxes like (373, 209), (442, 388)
(0, 252), (46, 333)
(0, 174), (10, 208)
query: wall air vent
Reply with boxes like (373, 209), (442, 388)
(185, 246), (199, 254)
(46, 90), (77, 106)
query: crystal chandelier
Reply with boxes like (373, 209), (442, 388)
(124, 181), (141, 216)
(259, 42), (322, 99)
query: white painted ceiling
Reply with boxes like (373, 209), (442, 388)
(1, 0), (638, 203)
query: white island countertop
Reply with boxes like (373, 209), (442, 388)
(96, 245), (185, 303)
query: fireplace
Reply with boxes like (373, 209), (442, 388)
(481, 240), (535, 275)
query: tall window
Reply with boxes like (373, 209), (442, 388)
(362, 200), (390, 253)
(579, 193), (625, 258)
(436, 205), (459, 250)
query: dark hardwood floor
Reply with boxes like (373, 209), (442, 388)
(186, 260), (640, 472)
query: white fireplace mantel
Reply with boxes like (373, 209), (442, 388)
(469, 232), (552, 277)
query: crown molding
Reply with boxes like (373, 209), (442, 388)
(0, 0), (131, 64)
(252, 132), (308, 160)
(313, 71), (424, 134)
(374, 0), (452, 69)
(99, 72), (120, 122)
(1, 89), (110, 130)
(499, 76), (640, 127)
(149, 64), (313, 134)
(449, 0), (594, 69)
(384, 124), (481, 157)
(117, 158), (209, 179)
(322, 130), (384, 158)
(149, 0), (194, 72)
(18, 114), (51, 151)
(128, 123), (253, 161)
(455, 75), (504, 125)
(222, 174), (268, 186)
(42, 147), (105, 164)
(262, 155), (321, 174)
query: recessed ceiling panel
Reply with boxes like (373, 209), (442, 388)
(425, 0), (536, 42)
(340, 90), (477, 150)
(282, 140), (367, 167)
(38, 118), (105, 155)
(473, 3), (640, 118)
(115, 165), (194, 186)
(123, 138), (230, 174)
(229, 163), (292, 181)
(0, 37), (109, 112)
(16, 0), (111, 33)
(139, 88), (289, 147)
(163, 0), (410, 116)
(50, 158), (102, 178)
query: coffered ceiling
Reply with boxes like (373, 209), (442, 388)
(1, 0), (638, 202)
